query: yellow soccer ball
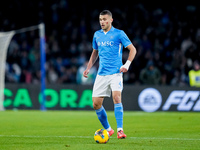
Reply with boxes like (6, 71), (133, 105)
(94, 128), (110, 144)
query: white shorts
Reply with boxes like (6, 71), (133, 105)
(92, 73), (123, 97)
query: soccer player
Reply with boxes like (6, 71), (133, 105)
(83, 10), (137, 139)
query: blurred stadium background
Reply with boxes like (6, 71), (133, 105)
(1, 1), (200, 111)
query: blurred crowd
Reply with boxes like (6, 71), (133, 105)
(1, 1), (200, 86)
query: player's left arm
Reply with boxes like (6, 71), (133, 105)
(120, 44), (137, 73)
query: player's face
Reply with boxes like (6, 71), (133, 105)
(99, 15), (113, 32)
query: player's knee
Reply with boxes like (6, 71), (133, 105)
(92, 97), (104, 110)
(93, 100), (102, 110)
(113, 95), (121, 104)
(93, 102), (101, 110)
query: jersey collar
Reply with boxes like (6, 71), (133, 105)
(100, 26), (115, 33)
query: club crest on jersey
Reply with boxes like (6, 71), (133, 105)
(97, 41), (114, 46)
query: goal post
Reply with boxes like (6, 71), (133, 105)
(0, 31), (15, 111)
(39, 23), (46, 111)
(0, 23), (46, 111)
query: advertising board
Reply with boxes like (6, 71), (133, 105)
(4, 84), (200, 112)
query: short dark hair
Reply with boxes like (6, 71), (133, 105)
(100, 10), (112, 17)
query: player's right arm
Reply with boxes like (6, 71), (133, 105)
(83, 49), (98, 78)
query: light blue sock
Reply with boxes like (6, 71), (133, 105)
(95, 106), (110, 130)
(114, 103), (123, 130)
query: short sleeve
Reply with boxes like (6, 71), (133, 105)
(120, 31), (132, 48)
(92, 32), (98, 50)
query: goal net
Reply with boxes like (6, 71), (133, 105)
(0, 24), (46, 111)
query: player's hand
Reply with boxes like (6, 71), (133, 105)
(120, 60), (131, 73)
(83, 69), (90, 78)
(120, 67), (128, 73)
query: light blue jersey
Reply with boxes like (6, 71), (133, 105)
(92, 26), (132, 75)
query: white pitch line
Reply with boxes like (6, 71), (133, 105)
(129, 137), (200, 141)
(0, 135), (92, 138)
(0, 135), (199, 141)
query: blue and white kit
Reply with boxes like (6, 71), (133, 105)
(92, 26), (132, 97)
(92, 26), (132, 76)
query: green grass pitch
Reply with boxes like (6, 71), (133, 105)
(0, 110), (199, 150)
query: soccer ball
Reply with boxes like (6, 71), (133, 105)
(94, 129), (110, 144)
